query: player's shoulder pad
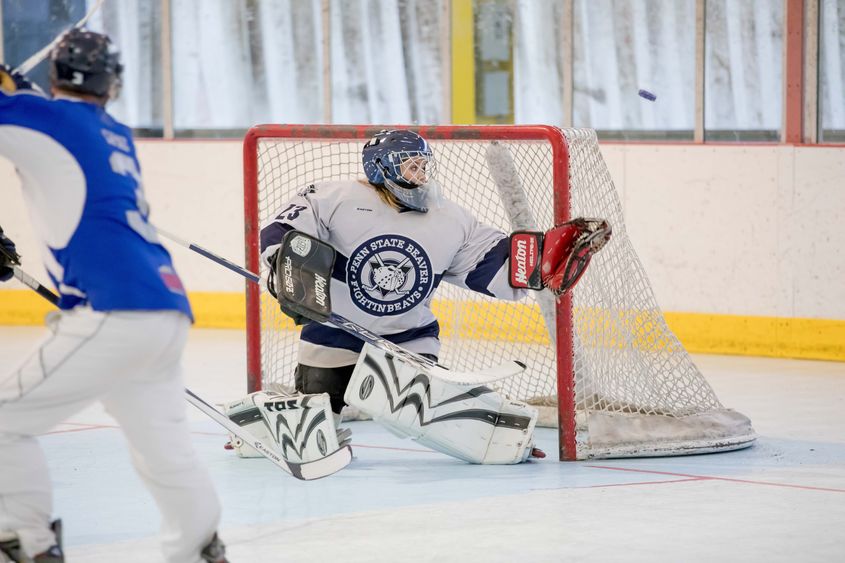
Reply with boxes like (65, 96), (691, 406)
(295, 181), (347, 197)
(439, 197), (476, 221)
(300, 179), (363, 202)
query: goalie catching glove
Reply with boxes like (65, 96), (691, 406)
(509, 217), (611, 296)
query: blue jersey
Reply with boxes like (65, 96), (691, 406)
(0, 90), (192, 319)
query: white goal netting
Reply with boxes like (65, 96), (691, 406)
(246, 125), (755, 459)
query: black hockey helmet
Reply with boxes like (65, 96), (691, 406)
(49, 28), (123, 99)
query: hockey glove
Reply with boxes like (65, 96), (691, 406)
(509, 218), (611, 296)
(266, 250), (310, 326)
(0, 229), (20, 283)
(0, 64), (35, 94)
(274, 231), (335, 324)
(280, 301), (311, 326)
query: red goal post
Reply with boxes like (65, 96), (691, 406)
(242, 124), (756, 462)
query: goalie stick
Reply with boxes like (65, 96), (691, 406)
(184, 389), (351, 480)
(155, 228), (527, 386)
(3, 255), (351, 480)
(327, 309), (525, 385)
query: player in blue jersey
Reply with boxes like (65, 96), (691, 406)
(0, 30), (226, 563)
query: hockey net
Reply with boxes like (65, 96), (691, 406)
(243, 124), (755, 461)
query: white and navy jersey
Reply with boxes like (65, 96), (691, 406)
(0, 89), (192, 319)
(260, 180), (526, 367)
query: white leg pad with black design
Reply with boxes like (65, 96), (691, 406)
(345, 343), (538, 464)
(223, 390), (350, 463)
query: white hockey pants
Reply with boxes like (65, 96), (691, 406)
(0, 308), (220, 562)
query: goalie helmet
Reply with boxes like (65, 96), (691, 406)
(49, 28), (123, 99)
(362, 129), (441, 212)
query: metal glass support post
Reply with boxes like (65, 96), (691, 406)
(161, 0), (174, 139)
(321, 0), (332, 124)
(440, 0), (453, 124)
(694, 0), (705, 143)
(783, 0), (805, 144)
(803, 0), (819, 144)
(561, 0), (574, 128)
(0, 1), (5, 63)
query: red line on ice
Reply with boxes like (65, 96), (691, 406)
(587, 465), (845, 493)
(43, 422), (230, 437)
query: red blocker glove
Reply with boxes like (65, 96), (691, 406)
(509, 218), (612, 296)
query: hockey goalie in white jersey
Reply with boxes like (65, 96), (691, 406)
(226, 129), (611, 465)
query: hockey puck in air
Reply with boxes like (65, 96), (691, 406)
(638, 89), (657, 101)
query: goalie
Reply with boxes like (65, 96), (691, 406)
(233, 129), (610, 465)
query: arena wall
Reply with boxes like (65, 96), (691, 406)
(2, 140), (843, 360)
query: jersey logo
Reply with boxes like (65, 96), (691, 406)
(159, 265), (186, 295)
(346, 235), (433, 317)
(289, 235), (312, 257)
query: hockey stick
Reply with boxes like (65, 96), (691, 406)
(0, 228), (59, 304)
(3, 257), (350, 480)
(155, 228), (527, 386)
(327, 310), (525, 385)
(10, 266), (61, 305)
(156, 228), (259, 284)
(14, 0), (107, 75)
(183, 389), (351, 481)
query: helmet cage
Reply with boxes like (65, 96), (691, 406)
(362, 130), (443, 212)
(379, 150), (441, 212)
(377, 149), (437, 190)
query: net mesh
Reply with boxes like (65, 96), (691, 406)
(249, 126), (753, 458)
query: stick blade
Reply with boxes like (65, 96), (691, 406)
(428, 360), (527, 386)
(184, 388), (352, 480)
(295, 445), (354, 480)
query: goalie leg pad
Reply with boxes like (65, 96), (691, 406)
(344, 343), (538, 464)
(295, 363), (356, 414)
(223, 390), (350, 463)
(222, 392), (278, 458)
